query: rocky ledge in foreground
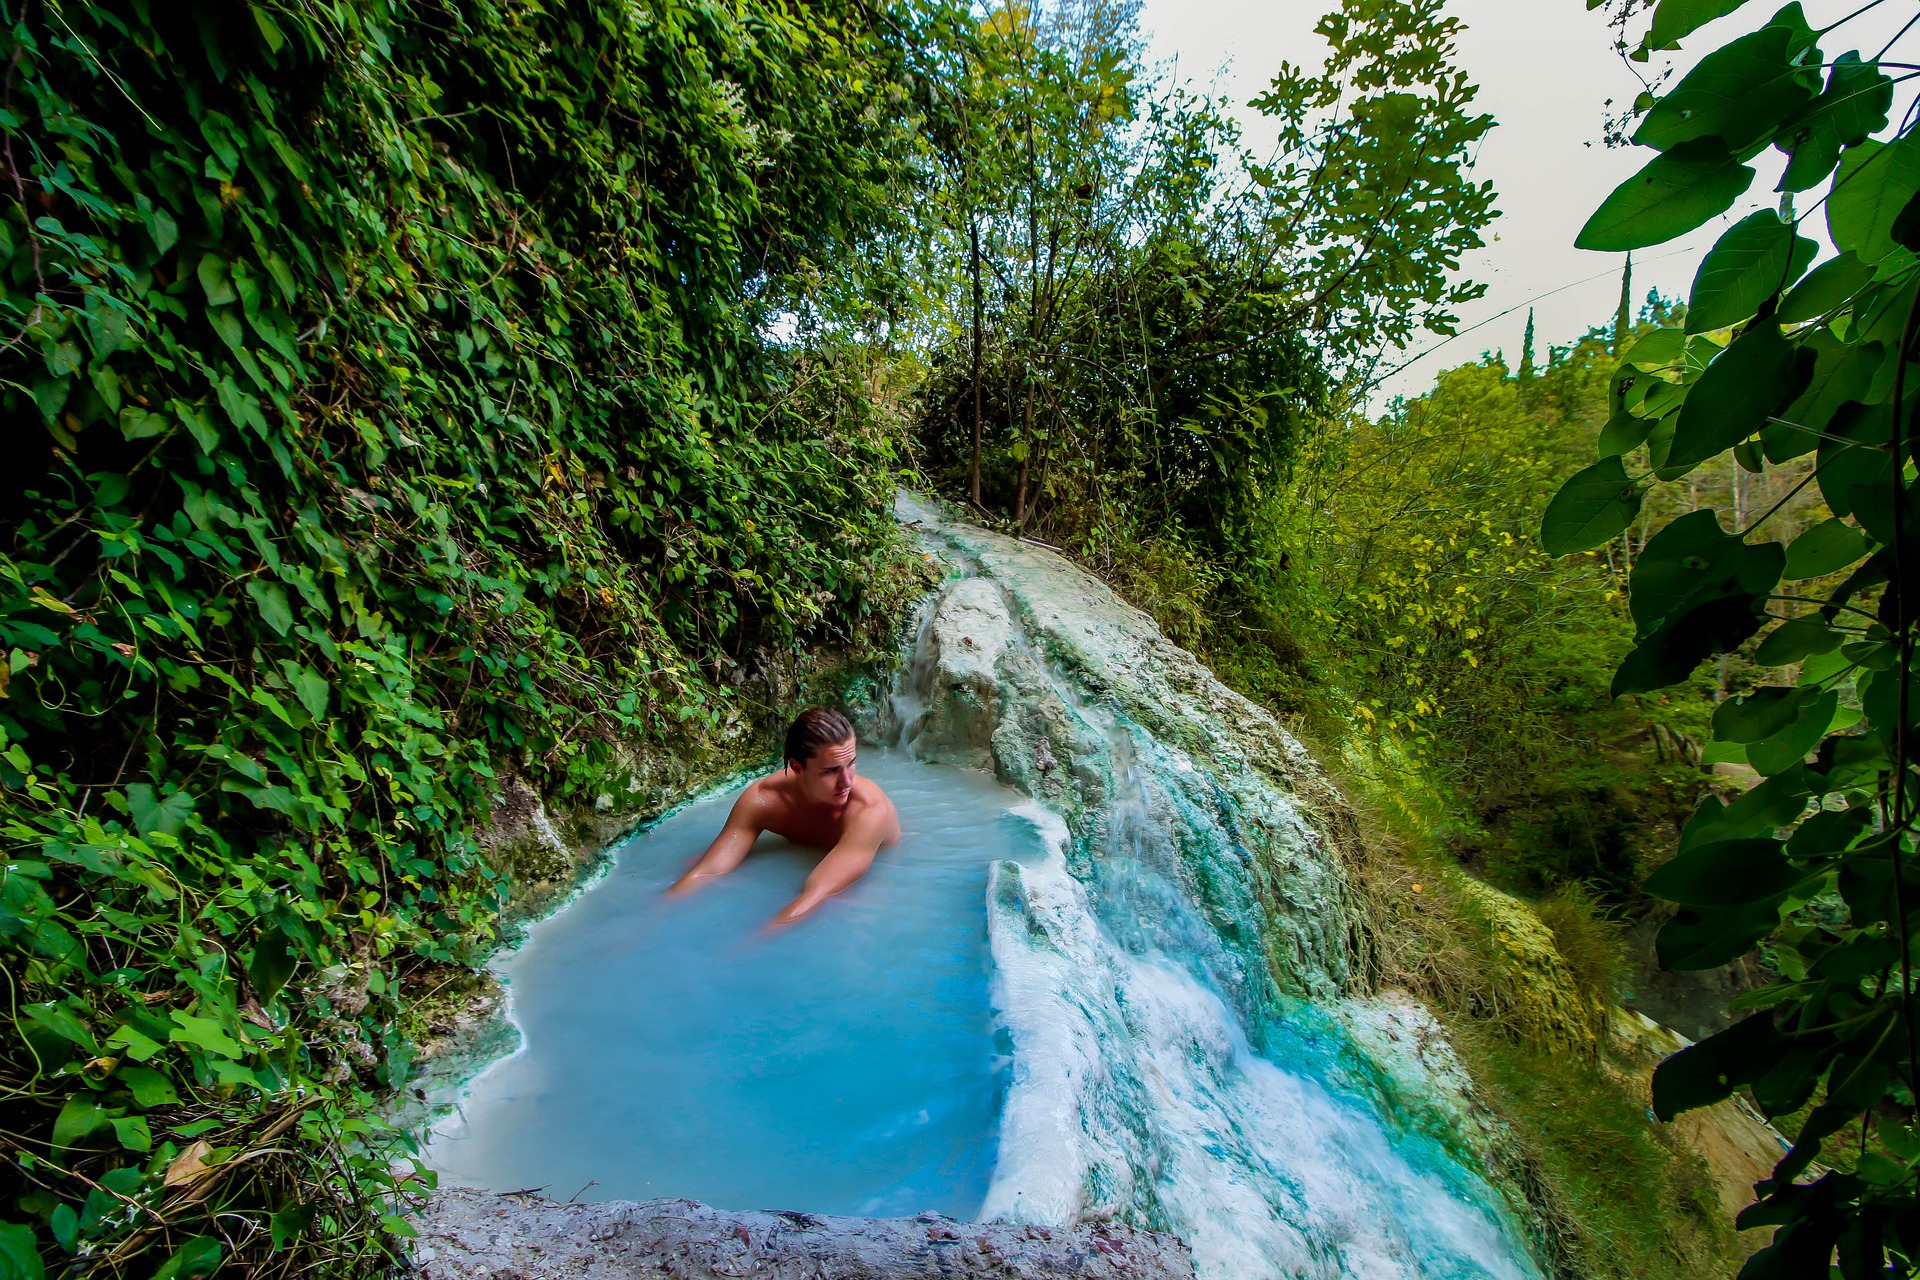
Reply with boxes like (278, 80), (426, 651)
(412, 1187), (1197, 1279)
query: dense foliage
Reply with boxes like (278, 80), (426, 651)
(1541, 0), (1920, 1271)
(910, 0), (1496, 558)
(0, 0), (934, 1274)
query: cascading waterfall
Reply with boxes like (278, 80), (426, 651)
(888, 496), (1542, 1280)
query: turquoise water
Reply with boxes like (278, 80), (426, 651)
(427, 751), (1044, 1217)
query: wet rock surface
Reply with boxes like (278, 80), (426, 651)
(411, 1186), (1197, 1279)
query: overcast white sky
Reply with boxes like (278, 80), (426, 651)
(1137, 0), (1915, 402)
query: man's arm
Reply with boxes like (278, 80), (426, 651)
(668, 787), (765, 896)
(770, 802), (892, 925)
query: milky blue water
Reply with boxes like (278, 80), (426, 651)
(426, 751), (1045, 1217)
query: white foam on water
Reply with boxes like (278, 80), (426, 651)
(986, 806), (1539, 1280)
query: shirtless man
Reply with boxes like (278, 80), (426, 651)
(668, 708), (900, 925)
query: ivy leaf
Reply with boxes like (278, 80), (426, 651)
(150, 1238), (222, 1280)
(247, 580), (294, 636)
(168, 1011), (244, 1060)
(1666, 322), (1812, 474)
(292, 667), (328, 720)
(1827, 136), (1920, 264)
(196, 254), (236, 307)
(1652, 1011), (1789, 1120)
(1686, 211), (1816, 332)
(113, 1064), (179, 1109)
(247, 929), (297, 1003)
(51, 1094), (110, 1152)
(136, 195), (178, 257)
(0, 1222), (44, 1280)
(104, 1023), (163, 1063)
(1634, 21), (1819, 157)
(1776, 54), (1893, 192)
(1540, 456), (1642, 555)
(125, 783), (194, 838)
(1576, 139), (1755, 252)
(119, 407), (172, 441)
(110, 1115), (152, 1152)
(173, 400), (220, 454)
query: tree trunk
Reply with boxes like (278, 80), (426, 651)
(970, 218), (984, 507)
(1016, 391), (1033, 527)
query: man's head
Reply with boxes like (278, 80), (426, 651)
(783, 707), (858, 806)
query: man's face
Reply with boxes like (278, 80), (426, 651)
(793, 738), (857, 807)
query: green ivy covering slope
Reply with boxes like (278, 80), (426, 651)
(0, 0), (937, 1274)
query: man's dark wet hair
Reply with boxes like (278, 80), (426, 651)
(783, 707), (855, 769)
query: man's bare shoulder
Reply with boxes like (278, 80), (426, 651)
(847, 774), (899, 839)
(735, 772), (792, 817)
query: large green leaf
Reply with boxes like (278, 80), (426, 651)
(1666, 322), (1812, 473)
(1540, 456), (1642, 555)
(1776, 54), (1893, 192)
(1815, 401), (1893, 518)
(1597, 409), (1656, 457)
(1783, 517), (1869, 579)
(1644, 837), (1802, 905)
(1629, 509), (1741, 630)
(1613, 594), (1771, 694)
(1767, 332), (1880, 464)
(1747, 689), (1840, 774)
(1755, 616), (1843, 665)
(1659, 900), (1791, 971)
(1622, 327), (1688, 370)
(1577, 140), (1755, 252)
(114, 1064), (179, 1110)
(1828, 135), (1920, 264)
(1651, 1012), (1788, 1120)
(1775, 250), (1874, 322)
(1712, 686), (1804, 742)
(1645, 0), (1757, 52)
(1627, 508), (1783, 630)
(1635, 22), (1818, 156)
(1685, 211), (1816, 332)
(1680, 768), (1815, 849)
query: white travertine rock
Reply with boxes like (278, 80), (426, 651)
(412, 1186), (1196, 1279)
